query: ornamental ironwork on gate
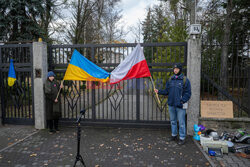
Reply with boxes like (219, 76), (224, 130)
(48, 43), (187, 127)
(0, 44), (34, 125)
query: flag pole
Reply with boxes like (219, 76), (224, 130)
(149, 76), (161, 105)
(55, 80), (64, 100)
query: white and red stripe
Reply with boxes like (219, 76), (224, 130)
(110, 44), (151, 84)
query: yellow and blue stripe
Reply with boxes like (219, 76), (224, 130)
(8, 59), (16, 86)
(63, 50), (110, 82)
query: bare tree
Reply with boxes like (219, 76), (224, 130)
(39, 0), (68, 43)
(66, 0), (125, 44)
(129, 20), (142, 43)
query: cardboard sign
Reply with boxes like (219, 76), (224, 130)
(201, 100), (233, 118)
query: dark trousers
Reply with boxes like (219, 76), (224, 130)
(47, 119), (59, 131)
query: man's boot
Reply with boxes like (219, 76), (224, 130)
(177, 139), (185, 145)
(167, 135), (177, 142)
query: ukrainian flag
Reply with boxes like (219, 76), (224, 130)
(8, 59), (16, 86)
(63, 50), (110, 82)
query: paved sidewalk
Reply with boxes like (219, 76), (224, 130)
(0, 125), (38, 151)
(194, 140), (250, 167)
(0, 125), (211, 167)
(213, 129), (250, 167)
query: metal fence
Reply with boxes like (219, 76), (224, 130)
(0, 44), (34, 125)
(201, 35), (250, 117)
(48, 43), (187, 126)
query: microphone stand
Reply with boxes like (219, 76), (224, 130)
(73, 109), (87, 167)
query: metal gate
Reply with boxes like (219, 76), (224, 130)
(0, 44), (34, 125)
(201, 34), (250, 117)
(48, 43), (187, 127)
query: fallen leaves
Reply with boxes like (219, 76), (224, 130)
(110, 138), (119, 142)
(134, 147), (144, 151)
(148, 144), (152, 149)
(205, 162), (210, 166)
(185, 165), (193, 167)
(123, 143), (129, 147)
(106, 146), (112, 149)
(235, 152), (250, 159)
(219, 160), (226, 167)
(154, 155), (159, 159)
(30, 153), (37, 157)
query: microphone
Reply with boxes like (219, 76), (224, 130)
(80, 109), (86, 115)
(76, 109), (86, 123)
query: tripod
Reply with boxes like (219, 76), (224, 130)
(73, 109), (87, 167)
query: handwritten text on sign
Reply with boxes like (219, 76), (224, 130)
(201, 100), (233, 118)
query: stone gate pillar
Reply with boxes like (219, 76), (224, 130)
(187, 35), (201, 135)
(33, 42), (47, 129)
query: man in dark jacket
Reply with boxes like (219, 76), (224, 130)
(44, 71), (63, 133)
(155, 63), (191, 145)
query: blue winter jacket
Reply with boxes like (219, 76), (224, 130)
(158, 74), (191, 108)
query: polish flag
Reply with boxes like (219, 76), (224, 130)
(110, 44), (151, 84)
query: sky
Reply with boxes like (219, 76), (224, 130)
(118, 0), (160, 42)
(55, 0), (160, 44)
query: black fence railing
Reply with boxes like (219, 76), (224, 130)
(48, 42), (187, 126)
(0, 44), (34, 125)
(201, 35), (250, 117)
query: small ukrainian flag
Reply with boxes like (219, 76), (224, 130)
(8, 59), (16, 86)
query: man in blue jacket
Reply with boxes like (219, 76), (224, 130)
(155, 63), (191, 145)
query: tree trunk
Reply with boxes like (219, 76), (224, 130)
(219, 0), (232, 100)
(10, 9), (18, 41)
(44, 0), (52, 40)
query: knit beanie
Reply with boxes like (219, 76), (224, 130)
(173, 63), (182, 75)
(47, 71), (55, 78)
